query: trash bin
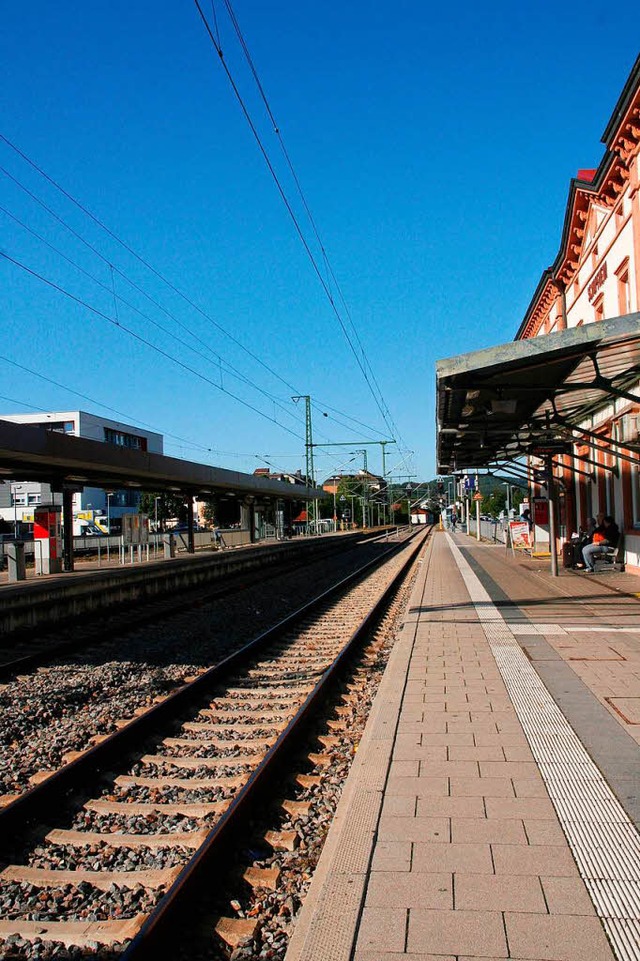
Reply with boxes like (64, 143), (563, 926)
(563, 541), (578, 569)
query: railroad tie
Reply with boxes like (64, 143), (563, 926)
(46, 828), (209, 850)
(0, 864), (182, 891)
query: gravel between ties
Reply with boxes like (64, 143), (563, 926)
(0, 539), (399, 797)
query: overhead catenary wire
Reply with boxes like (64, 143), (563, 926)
(0, 138), (387, 448)
(0, 355), (217, 455)
(0, 133), (302, 395)
(0, 251), (306, 442)
(193, 0), (406, 449)
(200, 0), (410, 454)
(0, 183), (307, 433)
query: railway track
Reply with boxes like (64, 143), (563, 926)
(0, 531), (405, 803)
(0, 527), (429, 959)
(0, 530), (391, 681)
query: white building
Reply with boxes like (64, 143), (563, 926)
(0, 411), (163, 530)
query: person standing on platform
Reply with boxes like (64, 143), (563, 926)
(520, 507), (533, 530)
(451, 511), (458, 532)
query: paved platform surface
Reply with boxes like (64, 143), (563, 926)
(286, 530), (640, 961)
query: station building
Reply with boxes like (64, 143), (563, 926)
(0, 410), (163, 529)
(515, 54), (640, 569)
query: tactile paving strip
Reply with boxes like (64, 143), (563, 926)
(448, 535), (640, 961)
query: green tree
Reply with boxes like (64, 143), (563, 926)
(139, 491), (188, 529)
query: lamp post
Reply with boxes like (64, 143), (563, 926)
(503, 482), (511, 518)
(405, 484), (412, 528)
(12, 484), (23, 536)
(106, 492), (114, 535)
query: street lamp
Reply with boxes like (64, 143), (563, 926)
(11, 484), (23, 536)
(154, 496), (161, 532)
(503, 482), (511, 518)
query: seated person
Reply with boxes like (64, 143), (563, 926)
(582, 516), (619, 572)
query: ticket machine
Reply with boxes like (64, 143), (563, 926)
(33, 504), (63, 574)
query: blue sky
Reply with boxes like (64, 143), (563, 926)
(2, 3), (639, 481)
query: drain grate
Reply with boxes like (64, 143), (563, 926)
(448, 536), (640, 961)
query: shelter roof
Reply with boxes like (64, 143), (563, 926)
(436, 314), (640, 474)
(0, 419), (322, 501)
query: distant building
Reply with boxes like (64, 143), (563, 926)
(322, 471), (385, 496)
(252, 467), (310, 485)
(0, 410), (163, 529)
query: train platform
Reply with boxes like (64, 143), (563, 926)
(286, 529), (640, 961)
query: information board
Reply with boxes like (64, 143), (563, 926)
(509, 520), (532, 552)
(122, 513), (149, 546)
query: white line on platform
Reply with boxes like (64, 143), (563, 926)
(509, 623), (640, 635)
(448, 534), (640, 961)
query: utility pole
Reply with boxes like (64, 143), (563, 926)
(355, 449), (368, 528)
(292, 395), (315, 532)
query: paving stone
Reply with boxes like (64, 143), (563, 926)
(370, 840), (412, 872)
(492, 843), (578, 877)
(448, 745), (506, 761)
(451, 816), (527, 845)
(412, 841), (493, 874)
(385, 775), (448, 797)
(541, 876), (597, 915)
(523, 818), (569, 845)
(407, 908), (508, 957)
(377, 815), (450, 843)
(479, 760), (542, 779)
(381, 794), (416, 817)
(449, 775), (515, 797)
(365, 871), (452, 909)
(416, 795), (486, 818)
(512, 777), (551, 798)
(389, 759), (420, 777)
(355, 907), (406, 952)
(504, 912), (615, 960)
(485, 796), (556, 820)
(455, 873), (547, 913)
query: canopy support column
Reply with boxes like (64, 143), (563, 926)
(546, 454), (558, 577)
(187, 497), (195, 554)
(62, 488), (74, 573)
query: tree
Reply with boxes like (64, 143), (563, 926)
(139, 491), (188, 529)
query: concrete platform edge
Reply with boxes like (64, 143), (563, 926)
(285, 535), (433, 961)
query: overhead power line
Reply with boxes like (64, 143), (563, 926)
(0, 132), (300, 395)
(196, 0), (409, 452)
(0, 358), (213, 453)
(0, 134), (387, 447)
(1, 250), (305, 442)
(0, 176), (306, 433)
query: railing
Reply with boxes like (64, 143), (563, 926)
(464, 517), (508, 544)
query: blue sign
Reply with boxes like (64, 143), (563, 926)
(463, 477), (476, 491)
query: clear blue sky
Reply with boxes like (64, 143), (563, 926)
(2, 3), (639, 482)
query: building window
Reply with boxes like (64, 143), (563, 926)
(27, 493), (41, 506)
(616, 259), (630, 315)
(104, 428), (147, 451)
(593, 295), (604, 322)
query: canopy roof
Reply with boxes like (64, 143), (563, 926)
(0, 419), (322, 502)
(436, 313), (640, 475)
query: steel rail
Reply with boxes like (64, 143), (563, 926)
(121, 527), (430, 960)
(0, 529), (418, 848)
(0, 529), (388, 681)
